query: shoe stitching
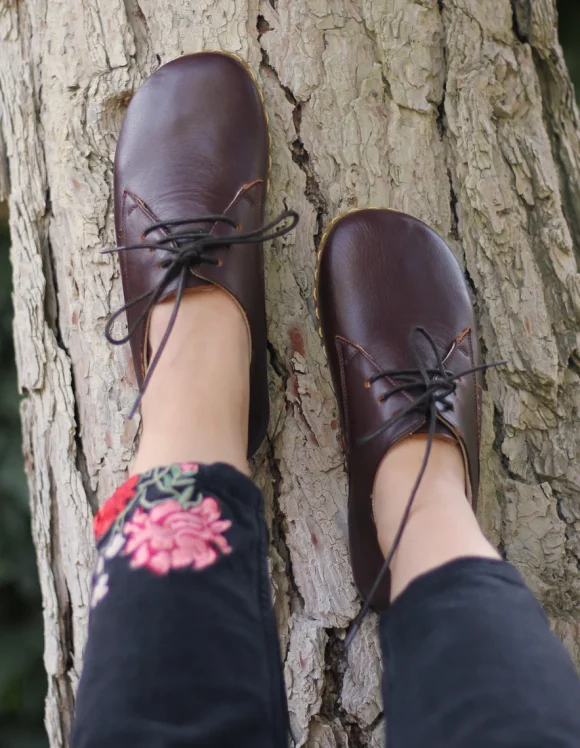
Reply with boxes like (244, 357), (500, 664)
(336, 339), (351, 453)
(188, 180), (266, 360)
(335, 334), (417, 402)
(466, 331), (482, 453)
(439, 328), (481, 496)
(335, 334), (420, 453)
(121, 189), (170, 379)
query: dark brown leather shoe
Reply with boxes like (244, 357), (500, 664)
(316, 208), (500, 616)
(105, 52), (298, 457)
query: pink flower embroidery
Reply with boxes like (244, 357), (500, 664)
(179, 462), (199, 473)
(122, 498), (232, 575)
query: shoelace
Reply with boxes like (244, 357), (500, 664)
(103, 209), (299, 417)
(345, 326), (506, 647)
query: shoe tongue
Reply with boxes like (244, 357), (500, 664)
(148, 194), (231, 234)
(121, 188), (227, 244)
(416, 418), (456, 442)
(146, 182), (261, 244)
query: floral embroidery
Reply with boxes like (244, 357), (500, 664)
(94, 474), (139, 541)
(91, 573), (109, 608)
(91, 554), (109, 608)
(104, 532), (126, 559)
(93, 462), (200, 543)
(90, 462), (231, 609)
(123, 498), (232, 574)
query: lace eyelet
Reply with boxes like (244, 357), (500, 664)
(364, 380), (371, 389)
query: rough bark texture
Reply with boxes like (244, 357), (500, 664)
(1, 0), (580, 745)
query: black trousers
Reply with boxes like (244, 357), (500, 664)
(72, 462), (580, 747)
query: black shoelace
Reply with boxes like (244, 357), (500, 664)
(345, 326), (506, 647)
(103, 209), (299, 417)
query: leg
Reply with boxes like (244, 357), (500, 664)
(374, 436), (499, 601)
(73, 52), (298, 748)
(133, 289), (251, 476)
(315, 208), (580, 748)
(72, 291), (288, 748)
(375, 439), (580, 747)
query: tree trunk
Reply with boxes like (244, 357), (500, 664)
(1, 0), (580, 745)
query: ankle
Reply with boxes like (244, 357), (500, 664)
(387, 434), (466, 481)
(371, 435), (500, 599)
(372, 436), (467, 556)
(132, 288), (251, 476)
(147, 287), (250, 360)
(387, 496), (500, 600)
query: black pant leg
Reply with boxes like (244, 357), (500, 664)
(72, 462), (288, 748)
(380, 558), (580, 747)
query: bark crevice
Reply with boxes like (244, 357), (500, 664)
(258, 44), (327, 248)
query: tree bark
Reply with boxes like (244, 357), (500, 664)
(1, 0), (580, 745)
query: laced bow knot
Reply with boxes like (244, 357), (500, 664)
(102, 208), (299, 418)
(358, 328), (486, 447)
(374, 371), (457, 410)
(139, 214), (243, 276)
(346, 326), (506, 647)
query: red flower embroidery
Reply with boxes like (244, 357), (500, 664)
(94, 474), (140, 541)
(122, 498), (232, 574)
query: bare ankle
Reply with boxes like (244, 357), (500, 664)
(148, 287), (250, 358)
(388, 499), (500, 600)
(379, 435), (466, 486)
(132, 287), (251, 476)
(371, 435), (499, 600)
(373, 436), (467, 546)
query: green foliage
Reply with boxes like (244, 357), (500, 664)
(0, 221), (47, 748)
(558, 0), (580, 98)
